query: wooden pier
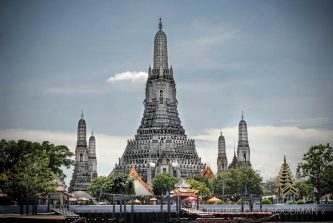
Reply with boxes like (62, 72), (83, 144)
(0, 208), (86, 223)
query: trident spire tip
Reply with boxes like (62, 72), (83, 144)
(158, 17), (163, 30)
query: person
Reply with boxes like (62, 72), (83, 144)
(182, 201), (192, 208)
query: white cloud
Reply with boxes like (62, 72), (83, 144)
(282, 117), (333, 128)
(107, 71), (148, 83)
(193, 126), (333, 181)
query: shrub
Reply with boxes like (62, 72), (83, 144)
(305, 200), (314, 204)
(262, 199), (272, 204)
(216, 201), (225, 205)
(296, 199), (305, 204)
(286, 200), (296, 205)
(77, 201), (84, 205)
(236, 198), (249, 205)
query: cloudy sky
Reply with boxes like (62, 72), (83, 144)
(1, 0), (333, 186)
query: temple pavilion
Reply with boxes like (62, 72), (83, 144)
(275, 155), (299, 200)
(171, 178), (198, 199)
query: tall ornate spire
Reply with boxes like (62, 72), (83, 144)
(77, 111), (87, 146)
(218, 129), (226, 155)
(88, 129), (97, 179)
(217, 129), (228, 173)
(239, 111), (248, 142)
(228, 142), (238, 169)
(237, 112), (251, 166)
(89, 130), (96, 155)
(153, 18), (168, 69)
(70, 113), (98, 192)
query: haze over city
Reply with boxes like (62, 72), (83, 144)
(1, 0), (333, 186)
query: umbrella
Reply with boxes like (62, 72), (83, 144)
(69, 197), (78, 202)
(72, 191), (93, 200)
(78, 197), (90, 201)
(128, 199), (142, 204)
(208, 196), (222, 204)
(149, 197), (158, 201)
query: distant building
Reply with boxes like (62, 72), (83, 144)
(69, 112), (98, 192)
(228, 112), (252, 169)
(200, 165), (215, 180)
(128, 166), (153, 196)
(171, 178), (198, 199)
(217, 130), (228, 173)
(111, 19), (205, 182)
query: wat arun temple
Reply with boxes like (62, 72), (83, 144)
(111, 19), (206, 182)
(69, 19), (252, 191)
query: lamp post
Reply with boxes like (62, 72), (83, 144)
(314, 187), (318, 204)
(166, 191), (171, 221)
(98, 187), (103, 203)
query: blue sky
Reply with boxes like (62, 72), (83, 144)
(1, 0), (333, 185)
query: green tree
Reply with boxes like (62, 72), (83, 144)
(0, 140), (39, 173)
(325, 165), (333, 195)
(40, 141), (75, 180)
(88, 176), (110, 198)
(106, 173), (134, 195)
(297, 143), (333, 204)
(87, 173), (136, 201)
(0, 139), (74, 202)
(262, 178), (275, 195)
(187, 179), (212, 197)
(11, 154), (57, 196)
(0, 140), (74, 181)
(152, 173), (178, 195)
(187, 175), (210, 188)
(296, 179), (314, 199)
(211, 167), (262, 198)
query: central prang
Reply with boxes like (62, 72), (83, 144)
(111, 19), (205, 182)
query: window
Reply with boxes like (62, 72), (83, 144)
(173, 170), (177, 177)
(160, 90), (163, 104)
(80, 153), (83, 162)
(163, 168), (167, 173)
